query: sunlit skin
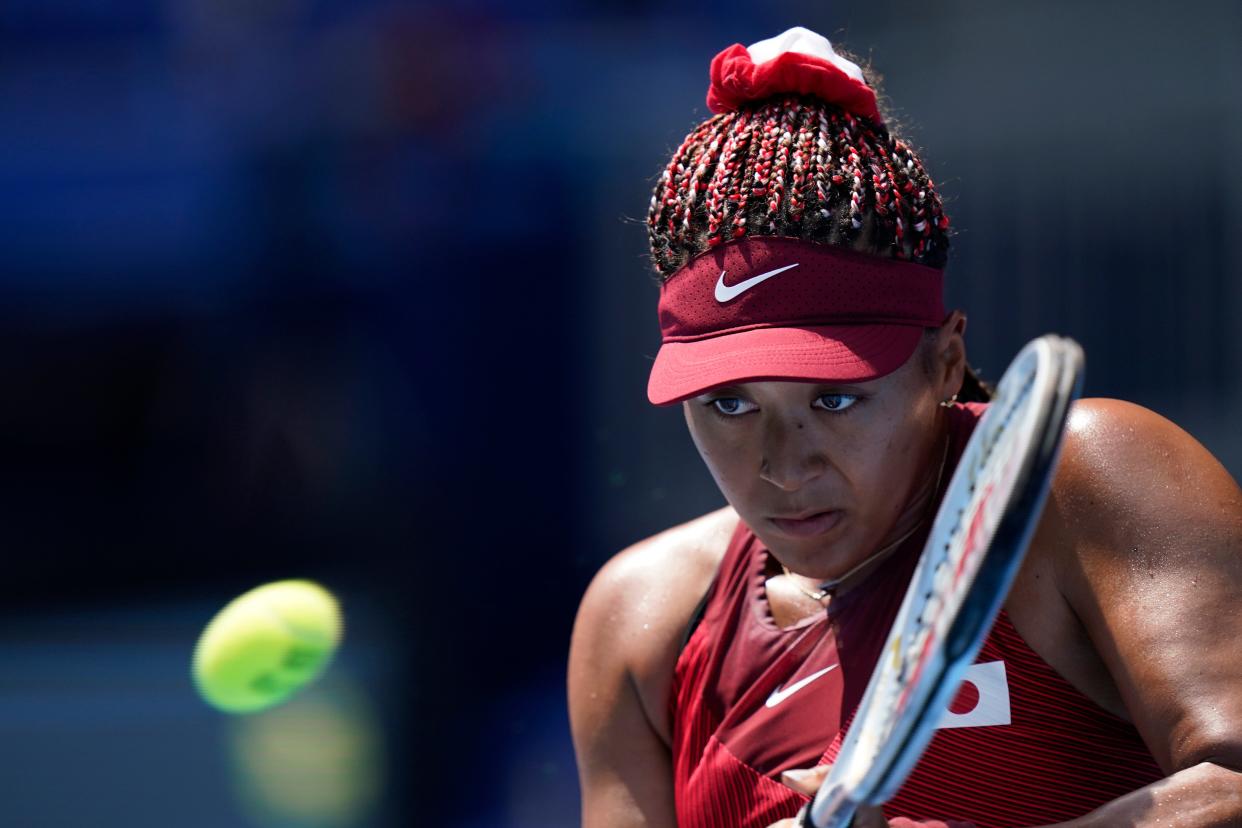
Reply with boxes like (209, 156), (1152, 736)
(683, 312), (966, 592)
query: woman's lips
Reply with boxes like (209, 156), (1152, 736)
(768, 510), (843, 538)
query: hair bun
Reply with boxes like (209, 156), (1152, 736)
(707, 26), (881, 123)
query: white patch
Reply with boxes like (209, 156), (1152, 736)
(746, 27), (865, 84)
(937, 660), (1012, 730)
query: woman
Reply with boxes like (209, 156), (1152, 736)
(568, 27), (1242, 828)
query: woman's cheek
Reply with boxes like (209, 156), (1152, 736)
(712, 457), (756, 506)
(852, 437), (907, 515)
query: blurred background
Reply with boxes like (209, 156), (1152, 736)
(0, 0), (1238, 825)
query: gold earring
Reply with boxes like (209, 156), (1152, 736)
(939, 394), (958, 408)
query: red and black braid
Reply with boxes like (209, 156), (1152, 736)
(647, 94), (951, 281)
(703, 114), (748, 248)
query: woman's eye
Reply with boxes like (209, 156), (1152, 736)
(709, 397), (755, 416)
(816, 393), (859, 412)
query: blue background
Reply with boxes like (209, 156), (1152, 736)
(1, 1), (1240, 825)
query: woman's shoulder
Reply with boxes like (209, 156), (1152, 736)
(570, 506), (739, 743)
(1021, 395), (1237, 612)
(1006, 397), (1241, 718)
(1056, 397), (1236, 506)
(576, 505), (739, 665)
(1011, 400), (1242, 769)
(1028, 396), (1240, 555)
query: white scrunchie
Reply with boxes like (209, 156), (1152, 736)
(745, 26), (865, 84)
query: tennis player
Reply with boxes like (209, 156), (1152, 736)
(568, 27), (1242, 828)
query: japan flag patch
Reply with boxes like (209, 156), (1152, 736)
(937, 661), (1012, 730)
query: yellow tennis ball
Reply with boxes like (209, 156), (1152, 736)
(193, 579), (343, 714)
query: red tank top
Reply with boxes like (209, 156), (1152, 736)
(670, 403), (1163, 828)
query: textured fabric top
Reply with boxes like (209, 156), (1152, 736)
(669, 403), (1164, 828)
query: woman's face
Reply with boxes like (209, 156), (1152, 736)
(682, 321), (965, 580)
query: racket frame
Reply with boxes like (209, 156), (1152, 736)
(800, 335), (1085, 828)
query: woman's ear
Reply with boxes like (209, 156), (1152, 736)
(933, 311), (968, 401)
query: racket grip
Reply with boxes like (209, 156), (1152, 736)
(795, 803), (847, 828)
(797, 799), (856, 828)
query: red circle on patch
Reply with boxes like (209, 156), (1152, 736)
(949, 680), (980, 715)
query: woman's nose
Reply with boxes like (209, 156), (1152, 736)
(758, 419), (828, 491)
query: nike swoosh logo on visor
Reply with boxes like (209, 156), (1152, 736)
(765, 664), (838, 708)
(714, 263), (800, 303)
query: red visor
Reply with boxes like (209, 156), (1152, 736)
(648, 237), (945, 405)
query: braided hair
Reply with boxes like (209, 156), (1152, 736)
(648, 94), (949, 276)
(647, 84), (991, 402)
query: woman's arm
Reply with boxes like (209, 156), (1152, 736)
(568, 547), (678, 828)
(1044, 398), (1242, 824)
(764, 762), (1242, 828)
(568, 508), (734, 828)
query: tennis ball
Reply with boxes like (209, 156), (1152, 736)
(193, 579), (343, 714)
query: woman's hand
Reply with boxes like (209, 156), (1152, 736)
(765, 765), (890, 828)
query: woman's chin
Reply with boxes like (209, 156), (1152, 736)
(761, 529), (870, 582)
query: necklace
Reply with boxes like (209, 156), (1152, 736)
(780, 564), (833, 602)
(780, 433), (951, 603)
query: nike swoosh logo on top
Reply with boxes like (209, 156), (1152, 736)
(714, 263), (800, 303)
(765, 664), (838, 708)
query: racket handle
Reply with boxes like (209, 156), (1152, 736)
(797, 798), (857, 828)
(794, 804), (854, 828)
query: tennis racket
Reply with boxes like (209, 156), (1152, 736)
(798, 334), (1085, 828)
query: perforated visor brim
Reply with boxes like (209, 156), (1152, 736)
(647, 323), (924, 405)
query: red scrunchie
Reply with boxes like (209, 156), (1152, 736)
(707, 43), (882, 123)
